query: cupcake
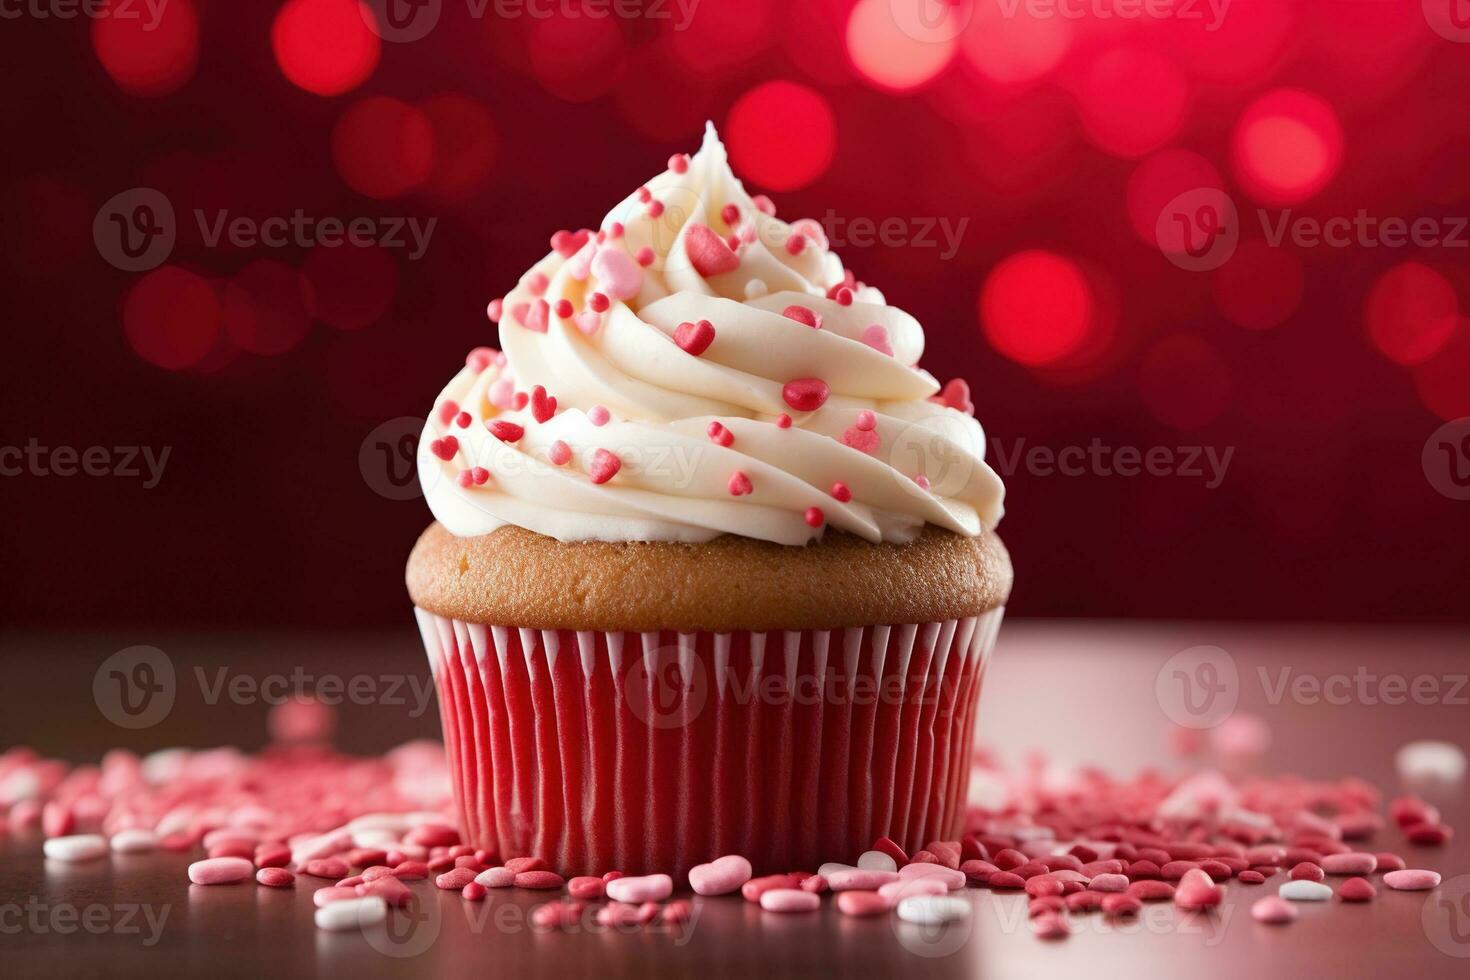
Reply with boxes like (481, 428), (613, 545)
(408, 124), (1009, 876)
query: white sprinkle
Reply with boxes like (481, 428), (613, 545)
(109, 829), (160, 854)
(314, 896), (388, 932)
(817, 862), (854, 878)
(856, 850), (897, 873)
(743, 279), (768, 299)
(896, 895), (972, 925)
(43, 834), (108, 862)
(1279, 880), (1333, 902)
(1396, 740), (1466, 785)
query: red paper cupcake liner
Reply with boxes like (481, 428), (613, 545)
(415, 608), (1004, 877)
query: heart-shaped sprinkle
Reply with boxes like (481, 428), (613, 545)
(550, 229), (590, 257)
(727, 471), (752, 496)
(466, 347), (495, 372)
(486, 421), (524, 443)
(684, 225), (740, 277)
(470, 467), (489, 486)
(590, 247), (643, 300)
(929, 377), (974, 415)
(861, 324), (894, 356)
(429, 436), (458, 461)
(517, 299), (549, 333)
(674, 320), (716, 356)
(706, 421), (734, 447)
(834, 286), (854, 306)
(782, 305), (822, 329)
(782, 378), (829, 412)
(530, 386), (557, 424)
(589, 449), (621, 485)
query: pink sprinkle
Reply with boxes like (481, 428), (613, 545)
(455, 412), (471, 428)
(1251, 896), (1298, 924)
(688, 855), (753, 896)
(647, 200), (665, 218)
(487, 421), (525, 443)
(526, 272), (549, 297)
(554, 299), (573, 319)
(1032, 914), (1069, 939)
(635, 246), (655, 267)
(781, 378), (829, 412)
(725, 233), (741, 251)
(759, 889), (819, 913)
(930, 377), (974, 414)
(605, 874), (672, 903)
(855, 409), (876, 432)
(914, 474), (931, 491)
(1321, 852), (1377, 875)
(775, 413), (792, 428)
(721, 203), (740, 226)
(785, 233), (806, 255)
(860, 324), (894, 356)
(588, 405), (611, 426)
(574, 311), (602, 335)
(548, 440), (572, 466)
(674, 319), (716, 356)
(456, 470), (473, 488)
(804, 507), (824, 528)
(837, 891), (892, 917)
(607, 222), (624, 239)
(636, 186), (652, 203)
(436, 399), (459, 425)
(470, 467), (489, 486)
(550, 229), (590, 257)
(568, 876), (605, 900)
(256, 867), (294, 888)
(707, 421), (734, 447)
(475, 867), (515, 888)
(752, 194), (775, 215)
(668, 153), (689, 174)
(1383, 869), (1441, 890)
(781, 305), (821, 329)
(513, 390), (529, 410)
(728, 471), (753, 496)
(842, 426), (880, 455)
(462, 882), (487, 901)
(589, 292), (610, 312)
(589, 448), (621, 484)
(522, 299), (550, 333)
(188, 857), (253, 885)
(429, 436), (458, 461)
(831, 481), (852, 502)
(505, 857), (546, 873)
(436, 867), (477, 890)
(486, 298), (503, 323)
(466, 346), (496, 371)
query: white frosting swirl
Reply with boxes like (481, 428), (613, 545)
(419, 124), (1004, 546)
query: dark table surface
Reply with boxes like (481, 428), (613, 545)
(2, 621), (1467, 979)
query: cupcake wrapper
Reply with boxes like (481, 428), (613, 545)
(415, 608), (1004, 876)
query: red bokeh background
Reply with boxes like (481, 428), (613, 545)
(5, 0), (1470, 627)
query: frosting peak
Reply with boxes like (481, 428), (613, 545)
(419, 123), (1004, 546)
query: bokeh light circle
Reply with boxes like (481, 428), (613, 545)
(1413, 326), (1470, 421)
(418, 94), (497, 200)
(122, 265), (220, 371)
(302, 243), (398, 331)
(1139, 335), (1232, 430)
(980, 250), (1095, 367)
(726, 82), (838, 192)
(1212, 241), (1304, 331)
(959, 1), (1070, 86)
(528, 12), (625, 103)
(1075, 48), (1189, 159)
(1231, 89), (1344, 205)
(1365, 262), (1460, 366)
(331, 97), (435, 199)
(91, 0), (200, 97)
(222, 260), (313, 356)
(846, 0), (958, 92)
(1126, 149), (1224, 246)
(669, 0), (774, 78)
(272, 0), (381, 97)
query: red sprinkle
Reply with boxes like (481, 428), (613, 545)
(707, 421), (734, 447)
(530, 386), (557, 424)
(554, 299), (573, 319)
(775, 413), (792, 428)
(589, 292), (610, 313)
(647, 200), (665, 218)
(429, 436), (458, 461)
(674, 319), (716, 356)
(462, 882), (487, 901)
(487, 420), (525, 443)
(785, 233), (806, 255)
(804, 507), (824, 528)
(588, 449), (621, 485)
(256, 868), (294, 888)
(782, 305), (822, 329)
(781, 378), (830, 412)
(684, 224), (740, 277)
(1338, 877), (1376, 901)
(668, 153), (690, 174)
(436, 399), (459, 425)
(635, 247), (655, 267)
(721, 203), (740, 226)
(872, 837), (908, 866)
(727, 471), (753, 496)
